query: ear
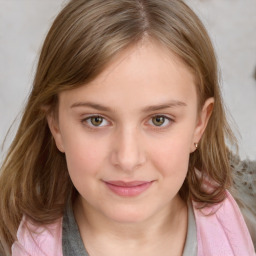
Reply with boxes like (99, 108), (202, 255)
(46, 113), (65, 153)
(191, 97), (214, 152)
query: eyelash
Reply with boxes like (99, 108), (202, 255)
(82, 115), (110, 128)
(81, 114), (174, 129)
(147, 115), (173, 128)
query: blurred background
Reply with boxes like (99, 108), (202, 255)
(0, 0), (256, 162)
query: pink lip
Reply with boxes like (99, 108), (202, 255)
(104, 180), (153, 197)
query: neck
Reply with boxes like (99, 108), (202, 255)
(74, 196), (188, 256)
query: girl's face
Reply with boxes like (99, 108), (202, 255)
(49, 42), (213, 223)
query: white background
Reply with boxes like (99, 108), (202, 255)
(0, 0), (256, 162)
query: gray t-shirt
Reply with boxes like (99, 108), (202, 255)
(62, 203), (197, 256)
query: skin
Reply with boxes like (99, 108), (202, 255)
(48, 41), (213, 256)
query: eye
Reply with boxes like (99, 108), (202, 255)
(149, 115), (172, 127)
(83, 115), (109, 127)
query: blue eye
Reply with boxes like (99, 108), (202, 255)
(84, 116), (109, 127)
(149, 115), (171, 127)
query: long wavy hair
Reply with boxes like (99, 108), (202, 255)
(0, 0), (236, 254)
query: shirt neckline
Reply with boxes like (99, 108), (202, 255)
(62, 201), (197, 256)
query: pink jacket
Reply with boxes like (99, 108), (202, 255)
(12, 191), (255, 256)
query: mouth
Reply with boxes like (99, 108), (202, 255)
(104, 180), (154, 197)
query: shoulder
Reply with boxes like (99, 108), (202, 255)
(193, 190), (255, 256)
(230, 156), (256, 246)
(12, 215), (63, 256)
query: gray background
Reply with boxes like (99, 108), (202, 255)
(0, 0), (256, 162)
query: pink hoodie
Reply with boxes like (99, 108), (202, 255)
(12, 191), (255, 256)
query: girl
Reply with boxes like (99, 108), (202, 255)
(0, 0), (255, 255)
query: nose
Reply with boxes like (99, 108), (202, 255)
(110, 128), (146, 172)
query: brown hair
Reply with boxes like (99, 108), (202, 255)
(0, 0), (236, 254)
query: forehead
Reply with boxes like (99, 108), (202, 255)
(59, 41), (197, 109)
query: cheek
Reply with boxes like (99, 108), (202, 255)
(63, 136), (108, 197)
(149, 130), (194, 178)
(150, 142), (190, 198)
(62, 131), (107, 178)
(153, 143), (190, 175)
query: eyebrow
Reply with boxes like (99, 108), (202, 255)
(71, 102), (112, 111)
(142, 101), (187, 112)
(70, 100), (187, 112)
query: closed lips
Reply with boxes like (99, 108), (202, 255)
(104, 180), (154, 196)
(105, 181), (153, 187)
